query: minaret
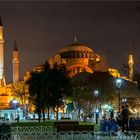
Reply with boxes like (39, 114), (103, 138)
(128, 41), (134, 80)
(12, 40), (19, 83)
(74, 36), (77, 44)
(0, 16), (5, 86)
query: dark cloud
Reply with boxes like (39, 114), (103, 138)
(0, 1), (140, 83)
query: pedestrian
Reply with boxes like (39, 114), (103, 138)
(108, 118), (118, 132)
(100, 114), (109, 132)
(121, 105), (129, 132)
(116, 111), (122, 128)
(110, 109), (114, 120)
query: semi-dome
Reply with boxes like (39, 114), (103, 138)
(59, 43), (93, 53)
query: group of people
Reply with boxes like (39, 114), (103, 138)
(100, 105), (130, 133)
(100, 114), (118, 132)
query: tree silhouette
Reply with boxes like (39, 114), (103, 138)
(26, 61), (71, 121)
(26, 71), (42, 122)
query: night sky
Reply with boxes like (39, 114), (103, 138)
(0, 1), (140, 83)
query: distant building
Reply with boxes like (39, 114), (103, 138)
(49, 39), (109, 77)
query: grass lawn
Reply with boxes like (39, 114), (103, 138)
(79, 121), (100, 131)
(11, 121), (54, 127)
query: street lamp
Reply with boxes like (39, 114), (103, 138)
(94, 90), (99, 124)
(94, 90), (99, 97)
(12, 99), (19, 120)
(116, 78), (122, 112)
(122, 98), (127, 106)
(12, 99), (19, 109)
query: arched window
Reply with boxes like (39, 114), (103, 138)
(83, 51), (86, 58)
(77, 67), (80, 73)
(80, 52), (83, 58)
(75, 52), (78, 58)
(87, 52), (89, 58)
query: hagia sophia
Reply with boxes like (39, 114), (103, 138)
(0, 16), (134, 119)
(49, 37), (108, 77)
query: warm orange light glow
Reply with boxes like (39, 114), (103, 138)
(68, 64), (93, 77)
(128, 55), (134, 64)
(108, 68), (120, 78)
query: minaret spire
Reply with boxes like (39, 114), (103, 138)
(128, 40), (134, 80)
(14, 40), (18, 51)
(0, 16), (3, 27)
(74, 35), (78, 44)
(0, 16), (5, 86)
(12, 40), (19, 83)
(129, 40), (132, 55)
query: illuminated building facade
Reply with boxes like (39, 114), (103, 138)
(49, 39), (109, 77)
(0, 16), (131, 113)
(0, 17), (20, 110)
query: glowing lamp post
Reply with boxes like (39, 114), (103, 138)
(116, 78), (122, 112)
(12, 99), (19, 120)
(94, 90), (99, 124)
(122, 98), (127, 106)
(12, 99), (19, 108)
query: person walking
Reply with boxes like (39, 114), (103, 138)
(110, 109), (114, 120)
(116, 111), (122, 128)
(121, 105), (129, 132)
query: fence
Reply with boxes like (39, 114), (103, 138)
(0, 126), (140, 140)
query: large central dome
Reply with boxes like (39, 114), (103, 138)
(59, 43), (93, 53)
(48, 40), (108, 78)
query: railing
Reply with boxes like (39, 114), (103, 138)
(11, 126), (55, 133)
(0, 131), (140, 140)
(0, 126), (139, 140)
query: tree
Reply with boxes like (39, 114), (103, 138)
(133, 70), (140, 91)
(26, 71), (42, 122)
(121, 62), (129, 77)
(71, 72), (95, 120)
(26, 61), (72, 121)
(127, 97), (140, 110)
(41, 61), (52, 120)
(90, 71), (116, 104)
(10, 82), (29, 118)
(47, 63), (72, 120)
(71, 70), (140, 119)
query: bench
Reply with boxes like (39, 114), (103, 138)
(129, 119), (140, 132)
(130, 125), (140, 132)
(61, 117), (71, 120)
(54, 121), (94, 136)
(57, 125), (94, 133)
(54, 121), (79, 127)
